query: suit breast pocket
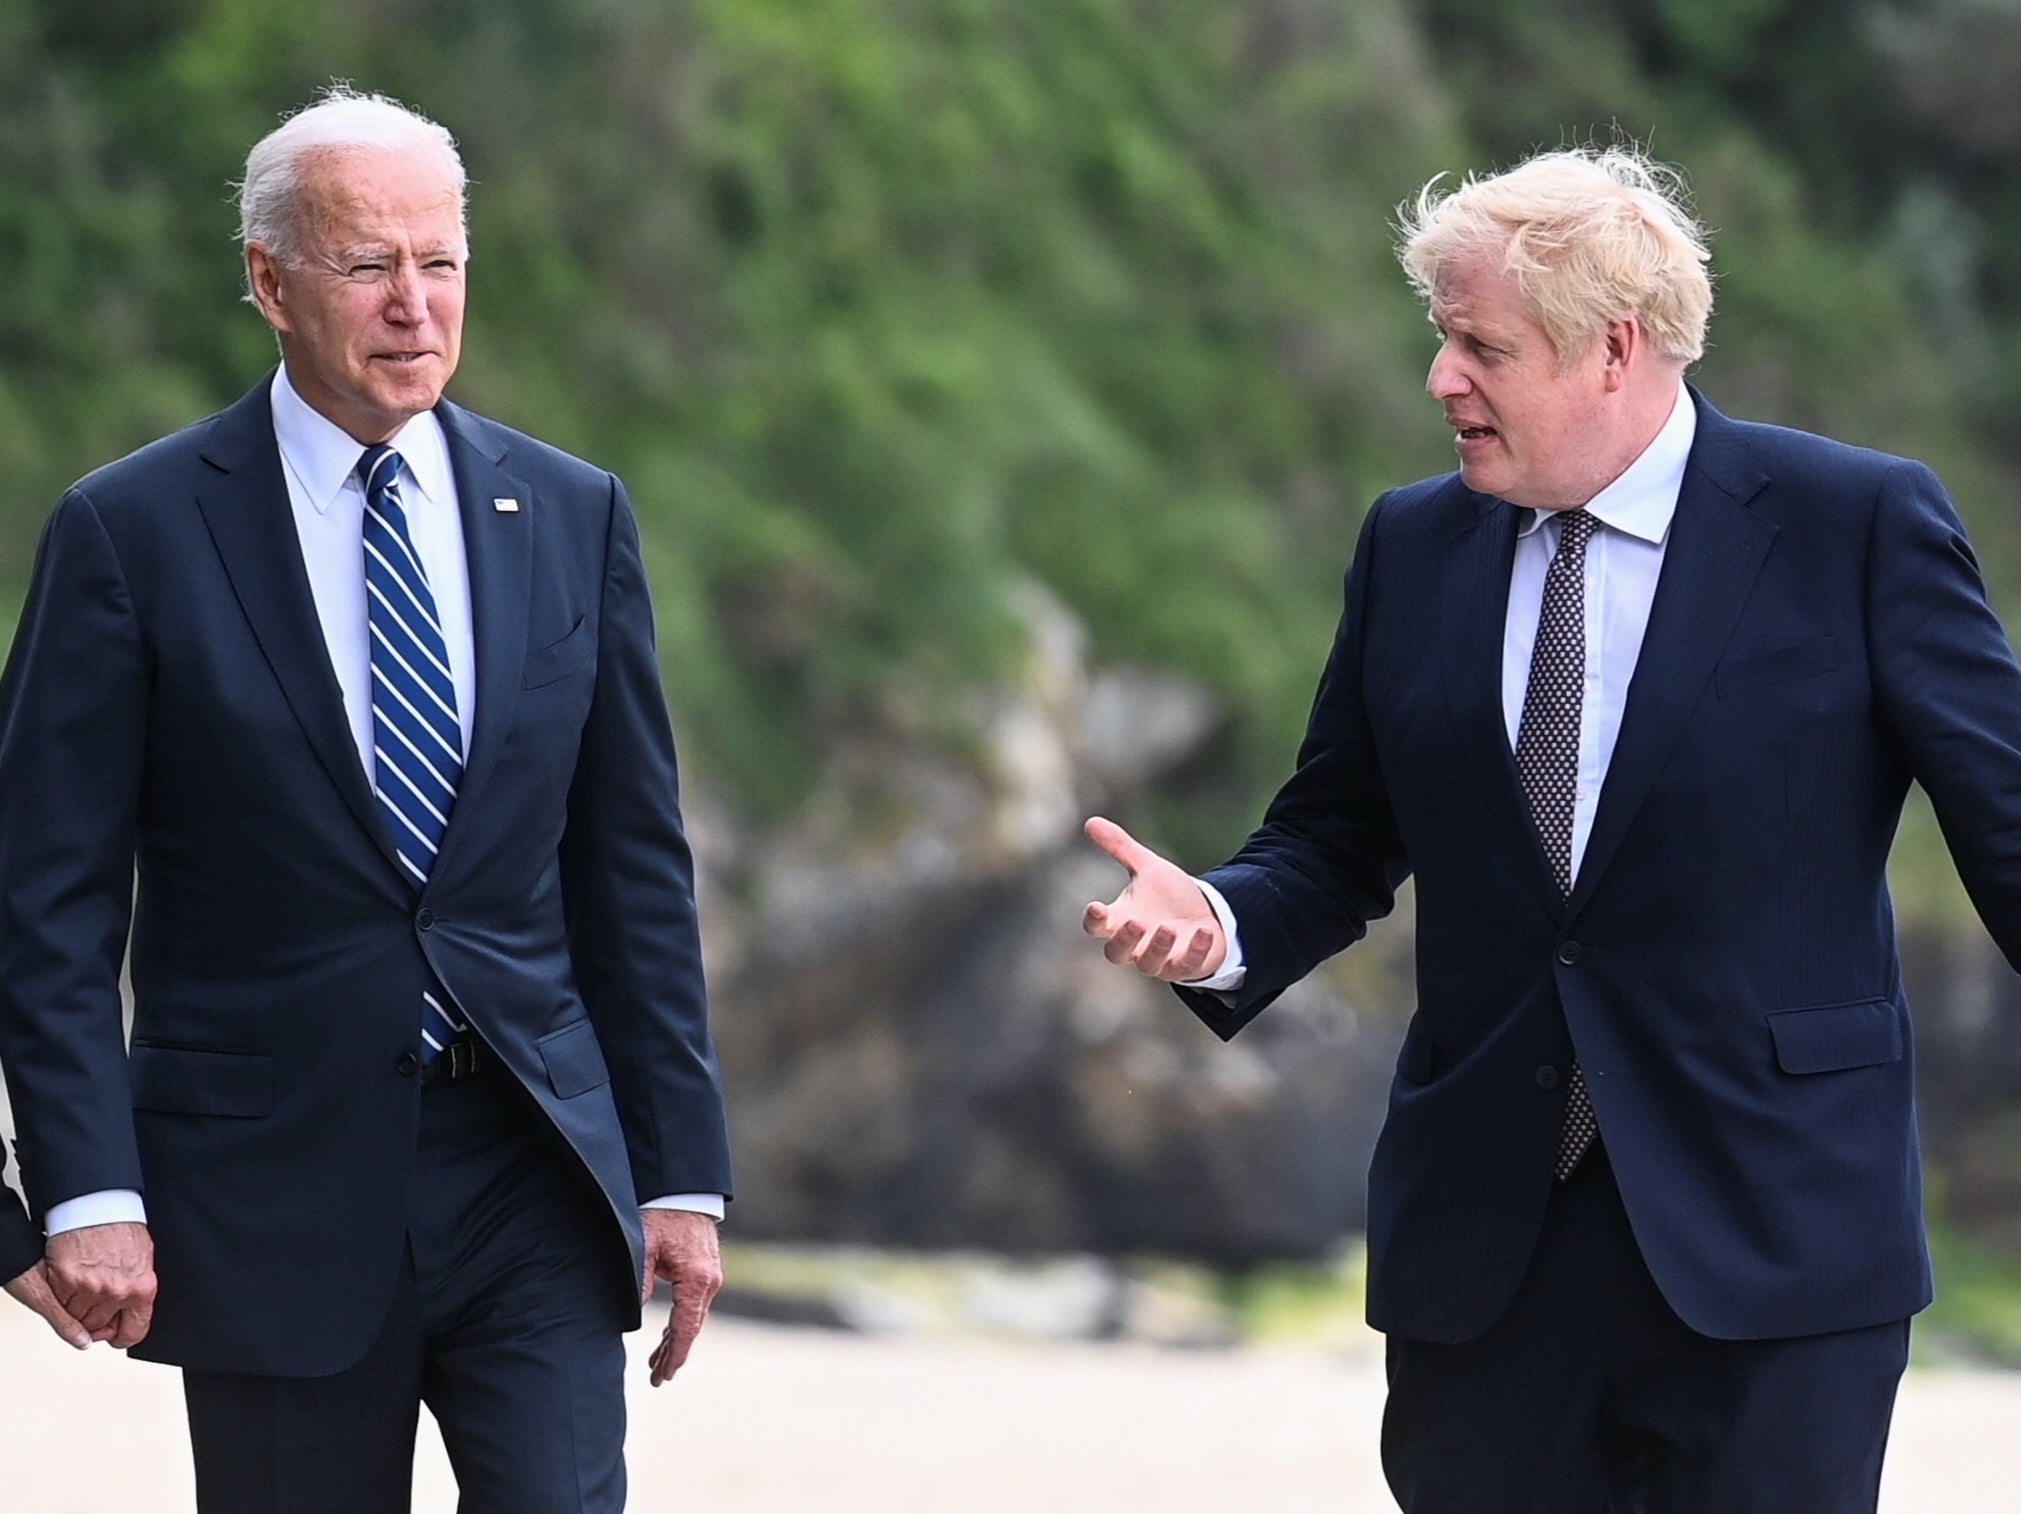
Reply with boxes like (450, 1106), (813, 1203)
(523, 616), (595, 690)
(1715, 635), (1840, 698)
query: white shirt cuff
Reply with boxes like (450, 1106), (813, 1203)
(46, 1189), (148, 1236)
(1184, 879), (1248, 991)
(643, 1193), (725, 1221)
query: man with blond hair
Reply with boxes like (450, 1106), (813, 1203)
(0, 87), (730, 1510)
(1085, 144), (2020, 1510)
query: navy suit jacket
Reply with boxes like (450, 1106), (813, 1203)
(0, 378), (732, 1375)
(0, 1170), (37, 1283)
(1180, 392), (2021, 1345)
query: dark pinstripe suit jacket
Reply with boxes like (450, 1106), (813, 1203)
(1181, 391), (2021, 1344)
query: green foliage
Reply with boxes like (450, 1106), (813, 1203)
(5, 0), (2021, 844)
(1922, 1219), (2021, 1366)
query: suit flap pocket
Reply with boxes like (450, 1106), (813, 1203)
(522, 616), (593, 689)
(537, 1019), (612, 1099)
(1715, 635), (1839, 697)
(130, 1044), (273, 1117)
(1767, 999), (1902, 1074)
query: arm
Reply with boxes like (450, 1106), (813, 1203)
(1867, 460), (2021, 966)
(558, 476), (730, 1376)
(0, 490), (157, 1345)
(1178, 499), (1411, 1037)
(0, 1168), (42, 1285)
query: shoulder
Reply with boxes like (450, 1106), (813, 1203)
(438, 401), (619, 501)
(1694, 395), (1933, 500)
(1359, 469), (1493, 556)
(67, 406), (243, 516)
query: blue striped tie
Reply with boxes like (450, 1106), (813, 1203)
(358, 444), (466, 1064)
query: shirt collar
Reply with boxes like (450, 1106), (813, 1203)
(269, 364), (456, 516)
(1516, 381), (1697, 544)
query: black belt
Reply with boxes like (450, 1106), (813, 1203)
(420, 1037), (488, 1084)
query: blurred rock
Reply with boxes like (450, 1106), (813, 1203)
(700, 584), (1403, 1264)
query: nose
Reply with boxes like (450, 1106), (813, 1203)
(1427, 342), (1469, 401)
(383, 263), (428, 325)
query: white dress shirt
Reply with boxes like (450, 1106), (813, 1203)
(49, 366), (721, 1235)
(1192, 383), (1696, 992)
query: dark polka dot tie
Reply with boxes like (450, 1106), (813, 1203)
(1514, 508), (1600, 1180)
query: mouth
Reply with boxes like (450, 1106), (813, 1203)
(374, 352), (434, 366)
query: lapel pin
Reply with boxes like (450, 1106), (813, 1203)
(493, 497), (521, 513)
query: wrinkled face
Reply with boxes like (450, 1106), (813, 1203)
(1425, 253), (1618, 511)
(248, 146), (466, 444)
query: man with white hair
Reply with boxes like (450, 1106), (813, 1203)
(0, 87), (730, 1510)
(1085, 145), (2021, 1511)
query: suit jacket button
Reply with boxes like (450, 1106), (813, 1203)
(396, 1051), (420, 1076)
(1535, 1065), (1559, 1089)
(1556, 940), (1581, 965)
(416, 908), (435, 932)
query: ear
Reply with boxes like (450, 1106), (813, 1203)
(246, 244), (292, 334)
(1599, 317), (1639, 393)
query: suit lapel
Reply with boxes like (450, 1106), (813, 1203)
(1440, 492), (1569, 918)
(195, 382), (400, 871)
(1569, 399), (1774, 911)
(433, 400), (531, 869)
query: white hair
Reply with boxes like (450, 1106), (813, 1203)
(236, 84), (466, 274)
(1397, 145), (1713, 366)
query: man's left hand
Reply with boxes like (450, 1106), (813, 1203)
(641, 1208), (722, 1387)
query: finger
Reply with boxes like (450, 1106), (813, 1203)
(649, 1317), (678, 1387)
(108, 1288), (155, 1350)
(1083, 816), (1155, 876)
(55, 1270), (152, 1338)
(1082, 900), (1118, 939)
(8, 1269), (93, 1350)
(659, 1271), (717, 1382)
(64, 1290), (127, 1337)
(1101, 918), (1148, 966)
(1132, 923), (1180, 974)
(1161, 926), (1217, 983)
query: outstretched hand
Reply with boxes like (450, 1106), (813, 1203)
(1081, 816), (1228, 983)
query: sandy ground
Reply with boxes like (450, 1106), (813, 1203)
(6, 1305), (2018, 1511)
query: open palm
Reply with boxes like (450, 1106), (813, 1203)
(1081, 816), (1229, 982)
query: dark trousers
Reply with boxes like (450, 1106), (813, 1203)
(184, 1068), (636, 1514)
(1381, 1147), (1910, 1514)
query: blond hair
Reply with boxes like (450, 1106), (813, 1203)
(1397, 146), (1713, 365)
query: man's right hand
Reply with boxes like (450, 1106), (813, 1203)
(47, 1221), (155, 1348)
(1081, 816), (1229, 982)
(5, 1260), (94, 1349)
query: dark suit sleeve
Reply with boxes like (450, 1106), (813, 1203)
(1, 1157), (42, 1281)
(1868, 459), (2021, 967)
(0, 490), (149, 1219)
(1175, 497), (1411, 1039)
(558, 476), (732, 1202)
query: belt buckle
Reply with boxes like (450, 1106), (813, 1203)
(445, 1038), (479, 1080)
(423, 1037), (481, 1084)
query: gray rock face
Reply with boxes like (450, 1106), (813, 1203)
(697, 582), (1407, 1262)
